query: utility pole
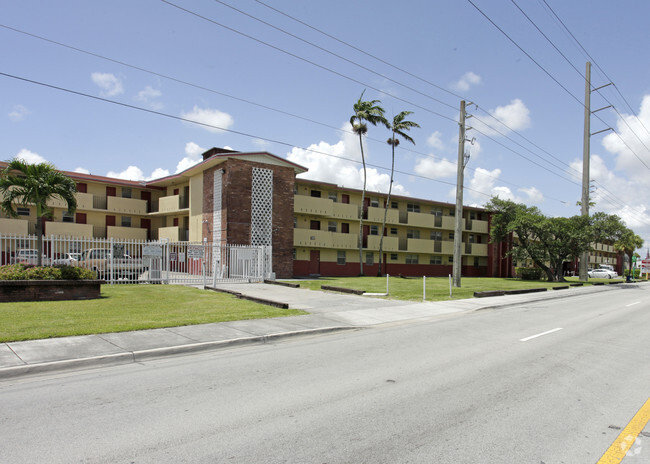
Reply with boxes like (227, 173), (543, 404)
(579, 62), (591, 282)
(453, 100), (471, 288)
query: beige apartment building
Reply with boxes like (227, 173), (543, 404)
(0, 148), (622, 278)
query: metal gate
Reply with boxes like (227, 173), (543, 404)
(0, 234), (272, 286)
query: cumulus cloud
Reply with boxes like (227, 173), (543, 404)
(180, 106), (234, 133)
(106, 166), (167, 181)
(91, 72), (124, 97)
(286, 137), (408, 196)
(452, 71), (481, 92)
(175, 142), (206, 173)
(14, 148), (47, 164)
(414, 157), (457, 179)
(252, 138), (271, 150)
(74, 167), (90, 174)
(135, 85), (163, 110)
(466, 167), (544, 206)
(473, 99), (531, 136)
(426, 131), (445, 150)
(8, 105), (29, 121)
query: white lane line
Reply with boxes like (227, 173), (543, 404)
(519, 327), (563, 342)
(626, 301), (641, 307)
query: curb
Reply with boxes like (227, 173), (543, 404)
(0, 327), (360, 380)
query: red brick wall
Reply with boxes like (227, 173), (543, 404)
(202, 159), (295, 278)
(0, 280), (102, 302)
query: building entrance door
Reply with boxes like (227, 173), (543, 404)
(309, 250), (320, 275)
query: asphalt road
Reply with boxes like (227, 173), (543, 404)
(1, 285), (648, 463)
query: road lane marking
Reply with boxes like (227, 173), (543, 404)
(519, 328), (563, 342)
(597, 398), (650, 464)
(625, 301), (641, 307)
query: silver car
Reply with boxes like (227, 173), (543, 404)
(588, 268), (618, 279)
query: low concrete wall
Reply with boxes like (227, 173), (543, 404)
(0, 280), (102, 302)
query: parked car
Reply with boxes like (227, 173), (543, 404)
(52, 252), (82, 265)
(11, 249), (49, 265)
(588, 268), (618, 279)
(74, 248), (147, 280)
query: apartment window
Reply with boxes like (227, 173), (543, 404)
(430, 256), (442, 265)
(448, 256), (454, 263)
(17, 207), (30, 216)
(293, 248), (297, 260)
(62, 212), (74, 223)
(328, 192), (337, 202)
(293, 185), (298, 194)
(407, 229), (420, 239)
(430, 231), (442, 241)
(310, 220), (320, 230)
(366, 252), (374, 265)
(122, 187), (132, 199)
(390, 253), (398, 261)
(390, 227), (398, 235)
(310, 190), (321, 198)
(407, 203), (420, 213)
(431, 207), (443, 216)
(449, 232), (454, 240)
(121, 216), (131, 227)
(470, 211), (476, 220)
(341, 223), (350, 234)
(391, 201), (398, 209)
(449, 209), (455, 216)
(370, 197), (379, 207)
(370, 225), (378, 236)
(341, 194), (350, 204)
(406, 254), (419, 264)
(328, 221), (337, 232)
(294, 217), (297, 228)
(337, 251), (346, 265)
(469, 234), (475, 243)
(474, 257), (480, 268)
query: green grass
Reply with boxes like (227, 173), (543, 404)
(0, 285), (306, 343)
(288, 275), (624, 302)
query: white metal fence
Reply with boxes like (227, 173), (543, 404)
(0, 234), (272, 285)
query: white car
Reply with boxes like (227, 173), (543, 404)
(588, 268), (618, 279)
(52, 253), (82, 265)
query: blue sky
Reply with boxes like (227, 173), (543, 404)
(3, 0), (650, 251)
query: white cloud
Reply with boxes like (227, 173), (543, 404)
(180, 106), (234, 133)
(426, 131), (445, 150)
(474, 99), (531, 136)
(466, 167), (544, 206)
(91, 72), (124, 97)
(135, 85), (163, 110)
(74, 167), (90, 174)
(14, 148), (47, 164)
(175, 142), (206, 173)
(106, 166), (166, 181)
(253, 138), (271, 150)
(414, 156), (457, 179)
(8, 105), (29, 121)
(286, 137), (408, 196)
(452, 71), (481, 92)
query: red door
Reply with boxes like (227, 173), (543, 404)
(106, 215), (116, 227)
(76, 183), (87, 193)
(309, 250), (320, 275)
(75, 213), (87, 224)
(141, 218), (151, 240)
(106, 186), (116, 197)
(141, 191), (151, 212)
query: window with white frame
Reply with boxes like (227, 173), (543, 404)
(121, 216), (131, 227)
(390, 227), (398, 235)
(430, 255), (442, 265)
(328, 192), (338, 202)
(430, 231), (442, 241)
(17, 207), (30, 216)
(328, 221), (337, 232)
(366, 252), (374, 265)
(62, 211), (74, 223)
(337, 250), (346, 265)
(122, 187), (132, 199)
(406, 254), (419, 264)
(407, 229), (420, 239)
(391, 201), (398, 209)
(390, 253), (398, 261)
(370, 225), (378, 235)
(370, 198), (379, 207)
(407, 203), (420, 213)
(431, 207), (443, 216)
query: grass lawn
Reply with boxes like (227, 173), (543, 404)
(288, 275), (624, 302)
(0, 285), (306, 343)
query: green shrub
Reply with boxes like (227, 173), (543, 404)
(0, 264), (96, 280)
(623, 268), (641, 278)
(515, 267), (543, 280)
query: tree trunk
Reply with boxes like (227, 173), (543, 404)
(377, 141), (396, 276)
(36, 216), (43, 267)
(358, 133), (366, 276)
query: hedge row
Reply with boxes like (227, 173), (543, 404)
(0, 264), (96, 281)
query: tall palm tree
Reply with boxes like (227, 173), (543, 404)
(0, 159), (77, 266)
(378, 111), (419, 275)
(350, 90), (388, 275)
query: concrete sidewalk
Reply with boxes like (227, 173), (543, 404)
(0, 282), (629, 379)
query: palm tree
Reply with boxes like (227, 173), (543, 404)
(614, 228), (644, 278)
(0, 159), (77, 266)
(378, 111), (419, 276)
(350, 90), (388, 275)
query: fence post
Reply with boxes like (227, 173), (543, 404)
(423, 275), (426, 301)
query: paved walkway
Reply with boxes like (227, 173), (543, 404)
(0, 282), (628, 379)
